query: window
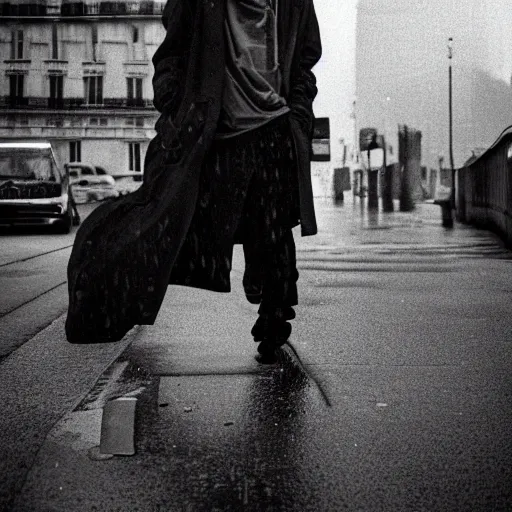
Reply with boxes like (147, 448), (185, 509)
(84, 76), (103, 105)
(11, 30), (24, 59)
(51, 24), (58, 59)
(88, 1), (99, 14)
(49, 75), (63, 108)
(9, 74), (25, 107)
(70, 141), (81, 163)
(128, 143), (141, 173)
(126, 118), (144, 127)
(92, 25), (98, 61)
(127, 77), (143, 106)
(90, 117), (107, 126)
(46, 115), (64, 127)
(131, 26), (145, 60)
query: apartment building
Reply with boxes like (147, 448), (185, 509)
(0, 0), (166, 175)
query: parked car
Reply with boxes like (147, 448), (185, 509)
(67, 162), (119, 203)
(67, 162), (143, 203)
(0, 141), (78, 233)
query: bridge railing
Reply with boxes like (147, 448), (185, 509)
(457, 125), (512, 247)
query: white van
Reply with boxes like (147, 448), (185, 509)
(0, 141), (78, 232)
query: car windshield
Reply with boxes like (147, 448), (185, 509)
(0, 149), (61, 183)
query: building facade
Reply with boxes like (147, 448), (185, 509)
(0, 0), (361, 197)
(0, 0), (166, 175)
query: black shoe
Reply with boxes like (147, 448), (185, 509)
(284, 307), (296, 321)
(245, 291), (262, 305)
(255, 341), (279, 364)
(251, 311), (294, 342)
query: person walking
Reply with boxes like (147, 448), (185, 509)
(65, 0), (322, 362)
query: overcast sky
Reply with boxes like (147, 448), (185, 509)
(312, 0), (358, 165)
(311, 0), (512, 167)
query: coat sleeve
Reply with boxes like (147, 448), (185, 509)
(151, 0), (195, 116)
(288, 0), (322, 137)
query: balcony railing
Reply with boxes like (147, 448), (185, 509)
(124, 61), (150, 77)
(1, 97), (29, 108)
(0, 2), (49, 16)
(0, 0), (166, 17)
(4, 60), (31, 74)
(126, 98), (146, 108)
(48, 98), (65, 109)
(61, 0), (165, 16)
(82, 61), (106, 76)
(43, 60), (69, 75)
(0, 96), (154, 110)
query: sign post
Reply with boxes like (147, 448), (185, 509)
(360, 128), (380, 209)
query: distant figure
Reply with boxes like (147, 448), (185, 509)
(66, 0), (322, 362)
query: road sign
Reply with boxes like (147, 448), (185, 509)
(359, 128), (379, 151)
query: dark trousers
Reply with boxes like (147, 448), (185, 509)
(242, 228), (298, 312)
(174, 114), (300, 318)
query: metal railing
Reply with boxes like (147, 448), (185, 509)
(0, 0), (165, 16)
(457, 125), (512, 247)
(0, 96), (154, 110)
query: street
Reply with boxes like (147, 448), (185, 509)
(0, 203), (97, 358)
(1, 197), (512, 511)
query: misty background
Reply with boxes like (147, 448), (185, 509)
(313, 0), (512, 171)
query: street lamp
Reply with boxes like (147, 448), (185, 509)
(382, 96), (393, 212)
(448, 37), (455, 209)
(382, 96), (391, 156)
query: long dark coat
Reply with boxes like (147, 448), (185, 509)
(65, 0), (322, 344)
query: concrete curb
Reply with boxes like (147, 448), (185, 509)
(0, 314), (139, 511)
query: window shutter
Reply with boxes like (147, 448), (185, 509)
(127, 77), (133, 100)
(97, 76), (103, 104)
(17, 75), (24, 98)
(58, 75), (63, 99)
(52, 24), (58, 59)
(135, 143), (141, 172)
(17, 30), (23, 59)
(136, 78), (142, 100)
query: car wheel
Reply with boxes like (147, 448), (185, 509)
(56, 214), (72, 234)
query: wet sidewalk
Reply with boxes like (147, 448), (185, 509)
(12, 198), (512, 511)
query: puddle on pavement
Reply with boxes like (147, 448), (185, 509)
(23, 359), (331, 509)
